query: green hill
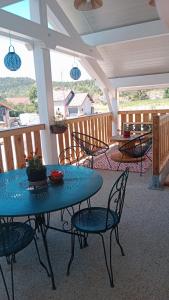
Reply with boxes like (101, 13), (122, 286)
(0, 77), (35, 97)
(0, 77), (102, 98)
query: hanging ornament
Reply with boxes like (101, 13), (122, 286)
(4, 45), (21, 71)
(70, 57), (81, 80)
(70, 66), (81, 80)
(4, 34), (21, 71)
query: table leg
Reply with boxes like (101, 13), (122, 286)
(36, 215), (56, 290)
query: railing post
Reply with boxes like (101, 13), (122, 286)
(151, 115), (160, 188)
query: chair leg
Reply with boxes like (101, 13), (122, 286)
(87, 198), (91, 208)
(60, 209), (64, 221)
(105, 153), (112, 169)
(91, 156), (94, 169)
(11, 255), (14, 300)
(67, 230), (75, 276)
(114, 227), (125, 256)
(99, 233), (114, 287)
(0, 264), (10, 300)
(140, 157), (143, 176)
(117, 161), (122, 171)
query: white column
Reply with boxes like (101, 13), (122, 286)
(30, 0), (58, 164)
(111, 88), (118, 135)
(33, 47), (58, 164)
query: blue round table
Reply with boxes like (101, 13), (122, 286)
(0, 165), (103, 289)
(0, 165), (103, 218)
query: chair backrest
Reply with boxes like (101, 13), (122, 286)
(59, 146), (84, 165)
(119, 132), (152, 158)
(106, 168), (129, 228)
(72, 132), (109, 156)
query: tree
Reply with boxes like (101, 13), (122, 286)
(29, 85), (37, 100)
(164, 88), (169, 98)
(28, 85), (38, 112)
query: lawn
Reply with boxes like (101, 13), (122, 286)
(119, 98), (169, 110)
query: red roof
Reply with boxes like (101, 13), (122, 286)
(0, 102), (13, 110)
(6, 97), (30, 105)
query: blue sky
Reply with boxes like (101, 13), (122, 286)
(1, 0), (90, 81)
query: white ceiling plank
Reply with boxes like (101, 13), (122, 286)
(46, 0), (102, 60)
(0, 8), (99, 58)
(46, 0), (79, 38)
(0, 0), (23, 8)
(110, 73), (169, 89)
(82, 20), (169, 46)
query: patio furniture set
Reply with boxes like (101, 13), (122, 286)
(0, 129), (151, 299)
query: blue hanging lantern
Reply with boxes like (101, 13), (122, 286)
(4, 45), (21, 71)
(70, 66), (81, 80)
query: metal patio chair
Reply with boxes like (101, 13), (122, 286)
(72, 132), (111, 169)
(67, 168), (129, 287)
(59, 146), (91, 221)
(118, 131), (152, 175)
(0, 221), (49, 300)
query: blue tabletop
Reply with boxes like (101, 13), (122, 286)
(0, 165), (103, 217)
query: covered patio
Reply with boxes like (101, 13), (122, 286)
(0, 0), (169, 299)
(1, 169), (169, 300)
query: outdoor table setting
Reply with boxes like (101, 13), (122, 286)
(0, 163), (103, 290)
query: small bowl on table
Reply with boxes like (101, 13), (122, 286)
(49, 170), (64, 184)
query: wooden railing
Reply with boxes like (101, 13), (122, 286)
(153, 114), (169, 176)
(56, 113), (113, 162)
(118, 109), (169, 187)
(118, 109), (169, 132)
(0, 124), (45, 172)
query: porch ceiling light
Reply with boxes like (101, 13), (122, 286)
(74, 0), (103, 11)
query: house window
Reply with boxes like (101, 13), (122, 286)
(68, 107), (78, 115)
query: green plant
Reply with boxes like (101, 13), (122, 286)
(25, 150), (44, 170)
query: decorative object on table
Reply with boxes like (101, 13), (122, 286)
(74, 0), (103, 11)
(123, 124), (131, 138)
(25, 150), (47, 186)
(49, 170), (64, 184)
(50, 112), (68, 134)
(123, 130), (131, 138)
(4, 34), (21, 71)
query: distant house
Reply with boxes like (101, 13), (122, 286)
(53, 90), (74, 117)
(0, 102), (12, 127)
(53, 90), (94, 117)
(6, 97), (30, 105)
(68, 93), (94, 117)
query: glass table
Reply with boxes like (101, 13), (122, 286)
(0, 165), (103, 289)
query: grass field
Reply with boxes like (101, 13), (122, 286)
(93, 98), (169, 114)
(119, 98), (169, 110)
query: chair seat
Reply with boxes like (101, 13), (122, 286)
(72, 207), (119, 233)
(0, 222), (34, 257)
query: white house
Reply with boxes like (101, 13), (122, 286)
(68, 93), (94, 117)
(53, 90), (94, 117)
(53, 90), (74, 117)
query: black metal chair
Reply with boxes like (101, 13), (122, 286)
(59, 146), (91, 221)
(118, 132), (152, 175)
(72, 132), (111, 169)
(59, 145), (85, 166)
(0, 221), (49, 300)
(67, 168), (129, 287)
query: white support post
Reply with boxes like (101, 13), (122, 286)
(111, 89), (118, 136)
(30, 0), (58, 164)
